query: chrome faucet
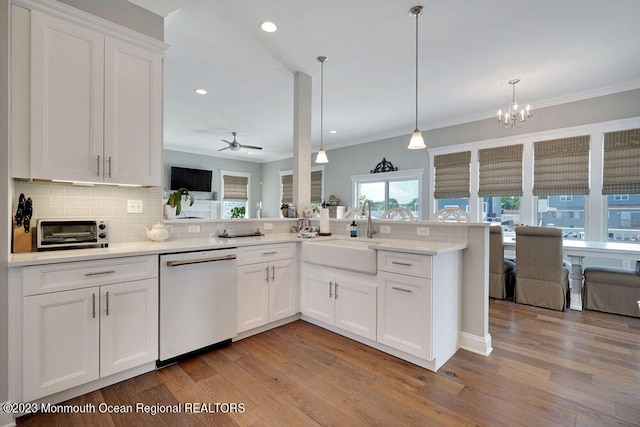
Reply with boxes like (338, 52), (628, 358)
(361, 199), (376, 238)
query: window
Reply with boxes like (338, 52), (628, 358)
(280, 168), (324, 208)
(351, 169), (423, 219)
(604, 129), (640, 241)
(478, 145), (523, 230)
(434, 151), (470, 217)
(220, 170), (250, 219)
(537, 195), (586, 238)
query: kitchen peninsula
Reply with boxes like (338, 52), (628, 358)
(8, 218), (489, 411)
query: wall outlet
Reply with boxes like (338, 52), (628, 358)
(188, 225), (200, 233)
(126, 199), (143, 213)
(263, 223), (273, 230)
(379, 225), (391, 234)
(622, 259), (632, 269)
(416, 227), (430, 236)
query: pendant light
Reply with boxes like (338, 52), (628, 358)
(407, 5), (426, 150)
(315, 56), (329, 164)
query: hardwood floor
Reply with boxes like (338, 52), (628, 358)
(17, 300), (640, 426)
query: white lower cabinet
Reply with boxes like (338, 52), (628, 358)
(301, 265), (377, 340)
(237, 244), (297, 333)
(377, 272), (432, 359)
(22, 256), (158, 401)
(376, 250), (461, 370)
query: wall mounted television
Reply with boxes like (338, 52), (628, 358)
(170, 166), (212, 192)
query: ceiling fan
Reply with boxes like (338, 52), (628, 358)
(218, 132), (263, 152)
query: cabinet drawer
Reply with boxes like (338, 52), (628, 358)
(24, 255), (158, 296)
(377, 251), (431, 278)
(237, 243), (296, 265)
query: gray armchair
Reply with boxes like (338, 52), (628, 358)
(515, 226), (569, 311)
(489, 225), (516, 300)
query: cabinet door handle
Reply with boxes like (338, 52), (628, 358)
(105, 291), (109, 316)
(96, 155), (100, 177)
(262, 251), (277, 255)
(265, 265), (270, 283)
(392, 261), (413, 267)
(392, 286), (412, 293)
(92, 293), (96, 318)
(108, 156), (112, 178)
(329, 281), (333, 298)
(271, 265), (275, 282)
(334, 282), (339, 299)
(84, 270), (116, 277)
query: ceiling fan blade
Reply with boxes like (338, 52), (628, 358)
(241, 144), (263, 150)
(218, 146), (230, 151)
(221, 139), (232, 144)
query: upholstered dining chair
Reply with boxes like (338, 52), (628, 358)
(515, 226), (569, 311)
(489, 225), (516, 300)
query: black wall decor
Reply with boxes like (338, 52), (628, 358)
(370, 158), (398, 174)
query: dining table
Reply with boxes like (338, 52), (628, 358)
(503, 237), (640, 310)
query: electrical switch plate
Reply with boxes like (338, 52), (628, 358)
(416, 227), (430, 236)
(127, 199), (143, 213)
(380, 225), (391, 234)
(264, 223), (273, 230)
(188, 225), (200, 233)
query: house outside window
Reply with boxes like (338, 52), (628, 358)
(351, 169), (423, 219)
(607, 194), (640, 241)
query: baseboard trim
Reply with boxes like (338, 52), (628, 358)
(1, 403), (17, 427)
(459, 331), (493, 356)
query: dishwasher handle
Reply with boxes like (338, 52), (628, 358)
(166, 254), (236, 267)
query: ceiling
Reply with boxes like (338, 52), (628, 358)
(161, 0), (640, 163)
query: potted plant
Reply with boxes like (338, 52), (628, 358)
(165, 188), (194, 219)
(231, 206), (246, 219)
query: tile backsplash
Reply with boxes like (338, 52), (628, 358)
(13, 181), (164, 243)
(12, 181), (475, 246)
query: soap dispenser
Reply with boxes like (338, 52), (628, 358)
(350, 220), (358, 238)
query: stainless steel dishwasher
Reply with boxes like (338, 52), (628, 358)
(159, 248), (237, 366)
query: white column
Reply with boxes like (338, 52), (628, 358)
(293, 72), (311, 213)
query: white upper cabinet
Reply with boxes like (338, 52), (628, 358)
(30, 10), (105, 183)
(12, 4), (166, 186)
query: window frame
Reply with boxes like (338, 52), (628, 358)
(351, 168), (424, 220)
(279, 165), (325, 207)
(220, 169), (251, 219)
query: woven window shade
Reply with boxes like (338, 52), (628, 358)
(603, 128), (640, 195)
(478, 144), (523, 197)
(533, 136), (590, 196)
(434, 151), (471, 199)
(281, 174), (293, 204)
(223, 175), (248, 200)
(311, 170), (323, 204)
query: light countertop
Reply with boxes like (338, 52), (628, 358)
(9, 234), (468, 267)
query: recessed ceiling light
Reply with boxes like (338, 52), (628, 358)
(261, 21), (277, 33)
(329, 130), (337, 134)
(194, 88), (207, 95)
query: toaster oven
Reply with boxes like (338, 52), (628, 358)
(37, 219), (110, 249)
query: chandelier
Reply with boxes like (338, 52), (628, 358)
(497, 79), (532, 129)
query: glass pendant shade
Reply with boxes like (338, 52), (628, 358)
(315, 149), (329, 164)
(407, 129), (426, 149)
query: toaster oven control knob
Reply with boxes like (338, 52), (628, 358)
(99, 233), (107, 239)
(99, 223), (106, 230)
